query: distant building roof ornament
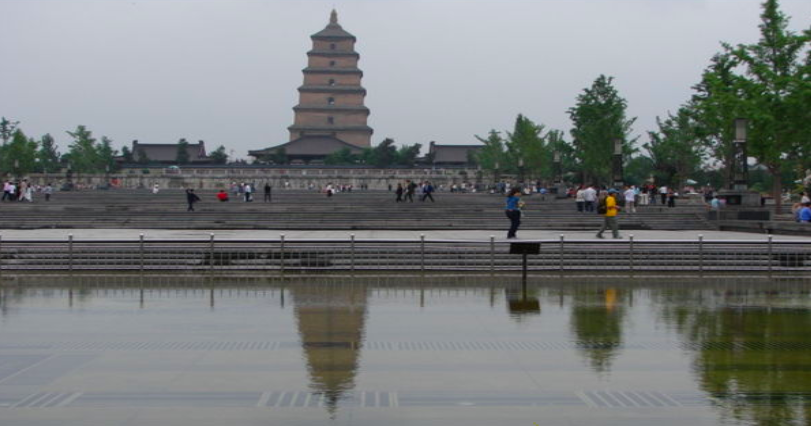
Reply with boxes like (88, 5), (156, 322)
(330, 9), (338, 24)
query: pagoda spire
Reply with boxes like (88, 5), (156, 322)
(330, 9), (338, 24)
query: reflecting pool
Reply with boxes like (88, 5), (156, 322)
(0, 276), (809, 426)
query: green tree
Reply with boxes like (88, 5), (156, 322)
(568, 75), (637, 185)
(506, 114), (549, 179)
(644, 107), (705, 187)
(474, 130), (507, 172)
(64, 125), (100, 173)
(121, 146), (134, 163)
(726, 0), (811, 206)
(0, 129), (38, 176)
(366, 138), (397, 168)
(98, 136), (118, 172)
(325, 147), (359, 165)
(176, 138), (190, 164)
(209, 145), (229, 165)
(37, 133), (62, 173)
(546, 129), (576, 182)
(0, 117), (19, 145)
(623, 155), (655, 186)
(395, 143), (422, 166)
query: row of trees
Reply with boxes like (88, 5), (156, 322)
(0, 119), (230, 176)
(474, 0), (810, 206)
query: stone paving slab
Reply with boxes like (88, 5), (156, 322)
(0, 228), (809, 242)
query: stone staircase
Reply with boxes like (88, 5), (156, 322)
(0, 190), (717, 231)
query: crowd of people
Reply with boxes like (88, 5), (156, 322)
(2, 180), (53, 202)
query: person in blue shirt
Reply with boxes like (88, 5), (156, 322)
(505, 188), (523, 239)
(799, 202), (811, 223)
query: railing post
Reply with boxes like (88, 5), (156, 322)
(208, 233), (215, 273)
(350, 233), (355, 273)
(279, 233), (285, 277)
(68, 233), (74, 273)
(559, 234), (565, 272)
(629, 234), (634, 272)
(139, 233), (145, 274)
(420, 234), (425, 274)
(489, 235), (495, 275)
(767, 235), (773, 275)
(698, 234), (704, 276)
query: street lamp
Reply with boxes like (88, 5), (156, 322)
(494, 161), (501, 190)
(731, 118), (748, 191)
(553, 151), (562, 184)
(612, 139), (624, 189)
(518, 158), (525, 187)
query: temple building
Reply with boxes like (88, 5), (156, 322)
(250, 10), (372, 164)
(129, 140), (211, 165)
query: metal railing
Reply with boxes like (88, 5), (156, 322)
(0, 233), (809, 275)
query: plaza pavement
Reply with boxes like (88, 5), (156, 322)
(0, 228), (809, 242)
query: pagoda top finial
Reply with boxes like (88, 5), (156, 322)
(330, 9), (338, 24)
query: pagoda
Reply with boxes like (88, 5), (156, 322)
(290, 9), (373, 147)
(249, 10), (373, 164)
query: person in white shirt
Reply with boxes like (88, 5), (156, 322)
(575, 186), (586, 213)
(624, 186), (637, 213)
(583, 186), (597, 212)
(659, 185), (668, 205)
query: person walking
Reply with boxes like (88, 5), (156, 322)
(596, 189), (622, 239)
(583, 185), (597, 213)
(44, 183), (53, 202)
(421, 181), (435, 202)
(405, 180), (416, 202)
(264, 183), (272, 202)
(395, 183), (404, 202)
(575, 186), (585, 213)
(505, 188), (523, 239)
(624, 186), (636, 213)
(185, 188), (201, 212)
(659, 185), (668, 205)
(243, 183), (253, 202)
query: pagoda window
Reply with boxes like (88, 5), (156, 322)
(327, 116), (334, 124)
(328, 79), (335, 86)
(329, 60), (336, 67)
(330, 43), (337, 50)
(327, 97), (335, 105)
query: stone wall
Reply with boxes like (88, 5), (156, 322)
(23, 166), (488, 191)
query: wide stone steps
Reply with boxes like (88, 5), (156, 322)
(0, 190), (716, 231)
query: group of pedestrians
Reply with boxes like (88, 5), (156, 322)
(185, 182), (273, 211)
(2, 180), (52, 202)
(395, 180), (435, 202)
(506, 184), (627, 240)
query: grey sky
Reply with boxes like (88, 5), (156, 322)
(2, 0), (810, 160)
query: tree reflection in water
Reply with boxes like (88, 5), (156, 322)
(656, 285), (811, 426)
(569, 287), (626, 374)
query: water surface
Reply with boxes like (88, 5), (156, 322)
(0, 276), (809, 426)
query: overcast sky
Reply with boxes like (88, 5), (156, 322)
(2, 0), (810, 160)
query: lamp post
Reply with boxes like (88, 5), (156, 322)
(13, 159), (19, 179)
(476, 164), (482, 190)
(730, 118), (748, 191)
(494, 161), (501, 190)
(518, 158), (525, 188)
(553, 151), (562, 184)
(611, 139), (624, 189)
(66, 162), (73, 190)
